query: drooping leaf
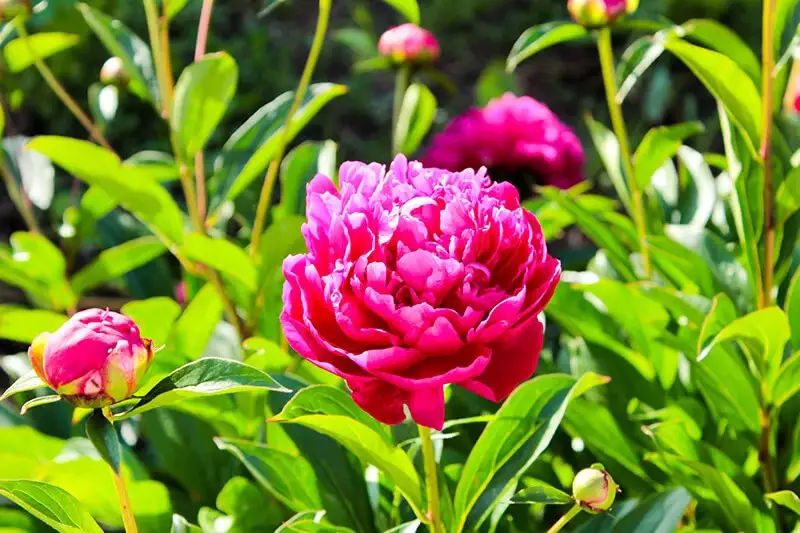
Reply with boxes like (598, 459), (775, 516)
(171, 52), (238, 158)
(395, 82), (437, 156)
(71, 236), (167, 296)
(511, 484), (572, 505)
(112, 358), (289, 419)
(3, 33), (80, 73)
(507, 22), (590, 72)
(453, 373), (609, 531)
(20, 395), (62, 415)
(0, 480), (103, 533)
(84, 410), (121, 474)
(382, 0), (419, 23)
(765, 491), (800, 515)
(585, 116), (631, 213)
(181, 233), (256, 292)
(0, 369), (47, 402)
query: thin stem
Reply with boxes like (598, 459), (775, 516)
(142, 0), (170, 118)
(596, 28), (651, 278)
(546, 504), (582, 533)
(418, 425), (443, 533)
(759, 408), (781, 528)
(177, 162), (203, 231)
(249, 0), (331, 258)
(208, 269), (244, 338)
(193, 0), (216, 223)
(760, 0), (777, 308)
(14, 19), (112, 151)
(391, 65), (411, 155)
(160, 0), (175, 114)
(101, 408), (138, 533)
(1, 159), (40, 233)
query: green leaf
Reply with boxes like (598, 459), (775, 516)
(3, 136), (55, 211)
(214, 477), (283, 532)
(676, 146), (717, 229)
(0, 370), (47, 402)
(585, 116), (632, 213)
(71, 236), (167, 296)
(271, 385), (393, 444)
(786, 267), (800, 349)
(169, 283), (223, 360)
(214, 438), (324, 512)
(507, 22), (590, 72)
(766, 491), (800, 515)
(395, 83), (437, 156)
(776, 167), (800, 226)
(612, 488), (692, 533)
(681, 19), (761, 83)
(182, 233), (256, 292)
(8, 232), (73, 310)
(84, 410), (121, 474)
(510, 484), (572, 505)
(0, 306), (68, 343)
(617, 34), (668, 104)
(121, 297), (181, 347)
(3, 33), (80, 73)
(662, 38), (761, 156)
(276, 141), (337, 219)
(211, 83), (347, 212)
(77, 3), (159, 105)
(476, 59), (520, 106)
(453, 373), (609, 531)
(382, 0), (419, 23)
(0, 480), (103, 533)
(29, 137), (185, 245)
(171, 52), (238, 158)
(20, 395), (61, 415)
(170, 514), (202, 533)
(162, 0), (191, 20)
(112, 358), (288, 419)
(634, 122), (704, 189)
(275, 511), (352, 533)
(272, 413), (423, 516)
(773, 351), (800, 407)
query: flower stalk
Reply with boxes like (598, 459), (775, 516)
(760, 0), (777, 308)
(0, 158), (40, 233)
(546, 504), (582, 533)
(102, 408), (138, 533)
(596, 27), (651, 277)
(392, 65), (411, 155)
(418, 425), (443, 533)
(193, 0), (215, 222)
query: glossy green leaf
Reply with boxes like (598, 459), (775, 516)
(681, 19), (761, 83)
(112, 358), (289, 419)
(395, 83), (437, 156)
(272, 413), (423, 515)
(679, 460), (757, 533)
(214, 476), (283, 532)
(773, 351), (800, 407)
(0, 306), (67, 343)
(3, 33), (80, 73)
(634, 122), (704, 189)
(454, 373), (609, 531)
(121, 297), (181, 347)
(663, 38), (761, 156)
(766, 491), (800, 515)
(71, 236), (167, 296)
(617, 34), (668, 104)
(507, 22), (590, 72)
(6, 232), (74, 310)
(20, 395), (61, 415)
(274, 510), (351, 533)
(29, 137), (185, 245)
(776, 167), (800, 226)
(77, 3), (159, 105)
(182, 233), (256, 291)
(0, 480), (103, 533)
(276, 141), (337, 219)
(212, 83), (347, 211)
(511, 484), (572, 505)
(172, 52), (238, 158)
(612, 488), (692, 533)
(382, 0), (419, 23)
(169, 283), (223, 360)
(85, 410), (121, 474)
(0, 370), (47, 401)
(585, 116), (631, 213)
(676, 146), (717, 229)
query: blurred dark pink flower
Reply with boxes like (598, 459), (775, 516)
(794, 79), (800, 114)
(281, 155), (560, 429)
(28, 309), (154, 408)
(378, 23), (440, 65)
(568, 0), (638, 27)
(422, 93), (585, 191)
(175, 280), (187, 306)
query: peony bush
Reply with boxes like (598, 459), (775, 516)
(0, 0), (799, 532)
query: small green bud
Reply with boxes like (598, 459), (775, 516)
(0, 0), (31, 20)
(572, 467), (618, 513)
(100, 57), (128, 87)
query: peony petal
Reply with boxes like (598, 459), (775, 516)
(408, 387), (446, 430)
(350, 379), (407, 425)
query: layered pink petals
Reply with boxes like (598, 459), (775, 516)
(281, 156), (561, 429)
(378, 23), (440, 65)
(422, 93), (584, 190)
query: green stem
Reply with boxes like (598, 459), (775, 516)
(760, 0), (777, 308)
(419, 425), (443, 533)
(249, 0), (331, 260)
(14, 18), (112, 151)
(546, 504), (582, 533)
(143, 0), (170, 118)
(101, 408), (138, 533)
(391, 65), (411, 155)
(0, 159), (40, 233)
(596, 27), (651, 278)
(193, 0), (216, 223)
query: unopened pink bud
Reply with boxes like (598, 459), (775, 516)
(568, 0), (638, 28)
(28, 308), (154, 408)
(378, 23), (440, 66)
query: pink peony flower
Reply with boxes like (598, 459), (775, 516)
(28, 308), (154, 408)
(568, 0), (638, 27)
(794, 79), (800, 114)
(280, 155), (561, 429)
(422, 93), (585, 191)
(378, 23), (440, 65)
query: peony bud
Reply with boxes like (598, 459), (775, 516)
(572, 467), (618, 513)
(378, 23), (440, 66)
(100, 57), (128, 87)
(0, 0), (31, 20)
(28, 308), (154, 408)
(568, 0), (638, 28)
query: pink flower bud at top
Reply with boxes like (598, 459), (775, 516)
(378, 23), (440, 66)
(28, 308), (154, 408)
(572, 467), (619, 513)
(568, 0), (638, 28)
(100, 57), (128, 87)
(0, 0), (31, 20)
